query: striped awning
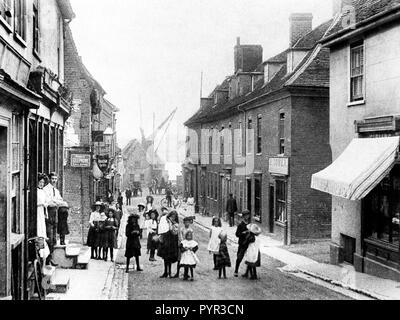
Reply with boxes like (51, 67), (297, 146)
(311, 137), (400, 200)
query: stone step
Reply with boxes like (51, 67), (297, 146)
(49, 272), (70, 294)
(76, 247), (91, 269)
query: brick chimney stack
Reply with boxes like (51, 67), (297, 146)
(289, 13), (313, 47)
(234, 37), (263, 74)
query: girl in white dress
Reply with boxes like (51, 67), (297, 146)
(37, 174), (50, 262)
(179, 231), (199, 281)
(207, 217), (222, 270)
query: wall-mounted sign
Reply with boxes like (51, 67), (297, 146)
(269, 157), (289, 176)
(97, 155), (110, 172)
(92, 131), (104, 143)
(71, 153), (92, 168)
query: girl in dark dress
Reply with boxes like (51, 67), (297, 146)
(215, 231), (231, 279)
(157, 210), (180, 278)
(87, 202), (102, 259)
(103, 208), (119, 262)
(125, 214), (143, 273)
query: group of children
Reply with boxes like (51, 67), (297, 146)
(87, 201), (123, 262)
(94, 195), (262, 281)
(208, 211), (262, 280)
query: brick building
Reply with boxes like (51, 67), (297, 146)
(184, 13), (334, 245)
(312, 0), (400, 281)
(0, 0), (75, 300)
(122, 138), (168, 191)
(63, 24), (120, 244)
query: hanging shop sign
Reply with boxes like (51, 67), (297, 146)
(92, 131), (104, 143)
(97, 155), (110, 172)
(269, 157), (289, 176)
(71, 153), (92, 168)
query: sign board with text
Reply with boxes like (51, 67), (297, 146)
(71, 153), (92, 168)
(269, 157), (289, 176)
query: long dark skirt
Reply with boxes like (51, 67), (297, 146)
(96, 230), (106, 247)
(87, 226), (98, 247)
(157, 231), (179, 263)
(103, 230), (117, 249)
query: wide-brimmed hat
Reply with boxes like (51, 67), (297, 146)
(137, 203), (146, 208)
(241, 210), (251, 216)
(247, 223), (262, 235)
(183, 216), (195, 223)
(59, 201), (69, 208)
(108, 206), (116, 212)
(94, 201), (102, 206)
(130, 213), (140, 220)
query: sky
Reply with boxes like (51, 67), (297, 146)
(69, 0), (333, 178)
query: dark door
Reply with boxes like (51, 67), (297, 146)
(269, 185), (275, 233)
(247, 179), (252, 212)
(342, 235), (356, 265)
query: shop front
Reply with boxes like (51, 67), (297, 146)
(312, 125), (400, 281)
(268, 157), (290, 245)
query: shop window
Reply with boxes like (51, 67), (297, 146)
(37, 120), (43, 173)
(275, 180), (287, 223)
(14, 0), (26, 40)
(43, 123), (49, 175)
(350, 41), (364, 102)
(255, 177), (262, 222)
(11, 115), (21, 234)
(279, 113), (285, 155)
(364, 167), (400, 247)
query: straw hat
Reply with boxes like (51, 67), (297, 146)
(241, 210), (251, 216)
(137, 203), (146, 208)
(94, 201), (102, 206)
(247, 223), (262, 236)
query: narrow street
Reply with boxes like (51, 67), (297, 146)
(118, 197), (351, 300)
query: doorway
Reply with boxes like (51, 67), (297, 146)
(0, 125), (8, 297)
(341, 234), (356, 265)
(269, 185), (275, 233)
(247, 179), (252, 212)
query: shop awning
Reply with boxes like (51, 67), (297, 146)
(311, 137), (400, 200)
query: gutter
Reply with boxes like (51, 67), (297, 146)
(321, 5), (400, 47)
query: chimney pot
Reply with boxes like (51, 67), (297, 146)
(289, 13), (313, 47)
(236, 37), (240, 46)
(332, 0), (353, 17)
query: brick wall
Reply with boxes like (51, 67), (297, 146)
(290, 95), (332, 241)
(63, 25), (94, 244)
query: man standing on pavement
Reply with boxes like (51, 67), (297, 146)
(226, 194), (238, 227)
(44, 172), (65, 266)
(166, 188), (173, 208)
(125, 188), (132, 206)
(234, 210), (251, 277)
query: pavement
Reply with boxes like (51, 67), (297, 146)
(178, 203), (400, 300)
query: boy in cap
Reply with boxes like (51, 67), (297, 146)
(234, 210), (251, 277)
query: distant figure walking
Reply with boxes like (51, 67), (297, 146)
(125, 188), (132, 206)
(226, 194), (238, 227)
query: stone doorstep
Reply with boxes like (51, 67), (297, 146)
(50, 272), (70, 294)
(77, 248), (91, 268)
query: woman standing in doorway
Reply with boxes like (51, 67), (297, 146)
(37, 174), (50, 264)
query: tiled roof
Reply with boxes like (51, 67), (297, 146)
(294, 19), (333, 48)
(185, 19), (334, 127)
(323, 0), (400, 40)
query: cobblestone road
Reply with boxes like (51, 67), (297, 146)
(118, 197), (352, 300)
